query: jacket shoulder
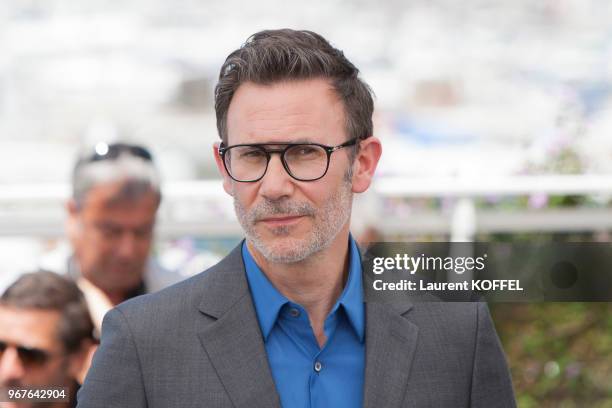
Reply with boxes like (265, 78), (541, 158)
(113, 255), (228, 323)
(112, 243), (245, 324)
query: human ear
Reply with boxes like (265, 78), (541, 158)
(350, 136), (382, 193)
(212, 142), (234, 196)
(65, 199), (82, 244)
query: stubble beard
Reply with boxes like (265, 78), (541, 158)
(234, 180), (353, 264)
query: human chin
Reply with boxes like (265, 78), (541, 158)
(251, 232), (318, 264)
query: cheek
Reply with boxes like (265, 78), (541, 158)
(328, 154), (352, 179)
(301, 185), (326, 207)
(48, 361), (70, 385)
(232, 184), (259, 208)
(136, 239), (153, 256)
(94, 237), (115, 256)
(300, 173), (344, 205)
(80, 238), (113, 266)
(27, 365), (63, 386)
(81, 226), (102, 245)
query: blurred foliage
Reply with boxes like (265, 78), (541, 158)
(526, 145), (585, 176)
(487, 229), (612, 406)
(492, 303), (612, 407)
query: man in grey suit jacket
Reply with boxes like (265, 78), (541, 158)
(78, 29), (516, 407)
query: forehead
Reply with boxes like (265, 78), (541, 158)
(0, 306), (62, 350)
(81, 182), (158, 217)
(226, 78), (347, 145)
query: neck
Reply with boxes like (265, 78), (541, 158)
(105, 291), (129, 306)
(247, 225), (351, 347)
(72, 258), (135, 306)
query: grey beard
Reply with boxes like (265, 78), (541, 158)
(234, 181), (352, 264)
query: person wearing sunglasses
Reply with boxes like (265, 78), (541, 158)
(0, 271), (95, 408)
(79, 30), (516, 407)
(40, 142), (184, 332)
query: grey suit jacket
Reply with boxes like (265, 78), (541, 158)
(77, 243), (516, 408)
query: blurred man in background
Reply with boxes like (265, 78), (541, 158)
(0, 271), (95, 408)
(41, 142), (182, 331)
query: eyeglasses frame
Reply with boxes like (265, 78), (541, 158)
(218, 137), (361, 182)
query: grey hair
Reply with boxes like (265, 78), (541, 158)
(72, 153), (161, 209)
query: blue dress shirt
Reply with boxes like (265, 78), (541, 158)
(242, 237), (365, 408)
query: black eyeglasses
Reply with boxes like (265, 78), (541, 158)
(0, 340), (63, 368)
(83, 143), (153, 163)
(218, 138), (360, 182)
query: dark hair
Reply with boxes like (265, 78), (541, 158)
(0, 271), (95, 353)
(214, 29), (374, 147)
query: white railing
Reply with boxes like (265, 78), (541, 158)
(1, 175), (612, 239)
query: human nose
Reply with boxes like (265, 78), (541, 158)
(259, 153), (295, 201)
(116, 232), (138, 258)
(0, 346), (26, 382)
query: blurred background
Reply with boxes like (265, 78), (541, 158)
(0, 0), (611, 406)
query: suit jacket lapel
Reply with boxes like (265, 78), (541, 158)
(194, 243), (418, 408)
(196, 244), (281, 408)
(363, 301), (419, 408)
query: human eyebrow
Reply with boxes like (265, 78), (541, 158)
(255, 138), (316, 146)
(94, 221), (122, 234)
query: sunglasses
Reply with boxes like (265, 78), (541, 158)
(83, 142), (153, 163)
(0, 340), (62, 368)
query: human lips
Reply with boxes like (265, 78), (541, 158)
(258, 214), (306, 227)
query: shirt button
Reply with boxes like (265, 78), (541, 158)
(290, 308), (300, 317)
(314, 361), (323, 373)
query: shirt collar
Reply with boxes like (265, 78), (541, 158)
(337, 236), (365, 341)
(242, 243), (288, 339)
(242, 235), (365, 342)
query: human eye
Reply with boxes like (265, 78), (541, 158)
(96, 223), (121, 239)
(289, 145), (322, 159)
(298, 146), (318, 155)
(134, 225), (154, 240)
(237, 147), (265, 159)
